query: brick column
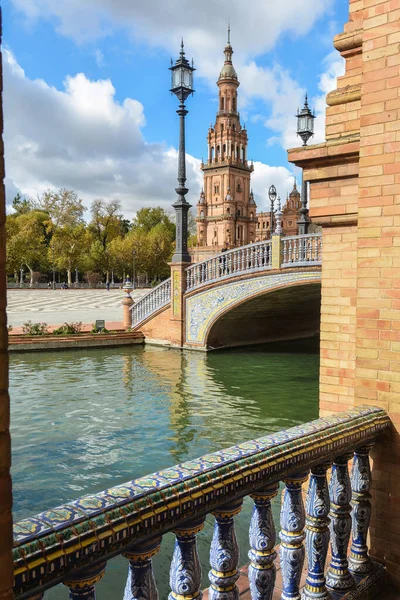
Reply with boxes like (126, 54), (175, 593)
(288, 0), (400, 587)
(0, 9), (14, 599)
(170, 262), (190, 347)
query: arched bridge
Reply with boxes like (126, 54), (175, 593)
(131, 233), (322, 350)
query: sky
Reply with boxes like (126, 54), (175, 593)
(2, 0), (349, 218)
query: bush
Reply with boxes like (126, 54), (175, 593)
(53, 322), (83, 335)
(90, 323), (110, 334)
(22, 321), (49, 336)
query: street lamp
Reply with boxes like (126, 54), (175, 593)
(296, 93), (315, 146)
(169, 40), (195, 263)
(268, 185), (277, 240)
(19, 266), (24, 288)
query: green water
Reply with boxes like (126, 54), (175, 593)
(10, 340), (319, 597)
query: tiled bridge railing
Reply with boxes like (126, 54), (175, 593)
(131, 277), (171, 326)
(13, 406), (390, 600)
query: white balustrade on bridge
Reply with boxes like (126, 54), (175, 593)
(282, 233), (322, 267)
(186, 239), (273, 291)
(131, 278), (171, 326)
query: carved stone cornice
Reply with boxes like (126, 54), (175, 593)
(333, 29), (363, 53)
(327, 84), (361, 107)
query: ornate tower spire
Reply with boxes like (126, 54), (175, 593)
(196, 29), (256, 253)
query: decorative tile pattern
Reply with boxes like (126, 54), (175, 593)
(185, 271), (321, 344)
(13, 406), (389, 599)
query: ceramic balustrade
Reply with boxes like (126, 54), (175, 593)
(186, 240), (272, 291)
(131, 278), (171, 327)
(282, 234), (322, 267)
(12, 407), (389, 600)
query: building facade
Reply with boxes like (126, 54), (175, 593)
(195, 33), (303, 260)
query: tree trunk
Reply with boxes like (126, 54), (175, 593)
(14, 271), (18, 284)
(106, 271), (109, 285)
(27, 266), (34, 288)
(67, 269), (72, 287)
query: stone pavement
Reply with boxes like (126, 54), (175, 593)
(6, 288), (147, 329)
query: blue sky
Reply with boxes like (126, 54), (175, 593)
(2, 0), (348, 217)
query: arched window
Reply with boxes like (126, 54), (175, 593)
(200, 210), (204, 217)
(221, 123), (224, 131)
(223, 144), (226, 157)
(241, 147), (245, 161)
(232, 96), (236, 111)
(227, 207), (230, 214)
(220, 97), (225, 110)
(232, 124), (236, 131)
(250, 212), (254, 219)
(217, 145), (220, 156)
(237, 209), (241, 216)
(211, 147), (214, 161)
(257, 222), (260, 229)
(236, 145), (239, 159)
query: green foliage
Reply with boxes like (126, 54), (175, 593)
(90, 323), (110, 334)
(52, 322), (83, 335)
(22, 321), (49, 336)
(12, 193), (33, 215)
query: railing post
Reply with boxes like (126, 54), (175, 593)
(249, 482), (279, 600)
(271, 234), (283, 269)
(326, 454), (354, 592)
(169, 517), (205, 600)
(302, 464), (331, 600)
(280, 472), (308, 600)
(63, 562), (106, 600)
(123, 537), (161, 600)
(209, 498), (243, 600)
(349, 445), (373, 574)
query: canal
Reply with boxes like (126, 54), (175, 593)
(10, 340), (319, 597)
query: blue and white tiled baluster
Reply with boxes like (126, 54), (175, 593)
(326, 454), (354, 592)
(248, 482), (279, 600)
(169, 517), (205, 600)
(209, 498), (243, 600)
(279, 473), (308, 600)
(63, 562), (106, 600)
(348, 445), (373, 574)
(302, 464), (331, 600)
(123, 536), (162, 600)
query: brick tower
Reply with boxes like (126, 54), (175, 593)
(196, 29), (256, 258)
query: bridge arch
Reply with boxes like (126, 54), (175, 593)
(185, 271), (321, 349)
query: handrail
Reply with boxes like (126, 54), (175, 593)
(186, 239), (273, 291)
(13, 406), (390, 599)
(282, 233), (322, 267)
(131, 277), (171, 327)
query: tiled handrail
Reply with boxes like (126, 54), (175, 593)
(282, 233), (322, 267)
(13, 406), (390, 599)
(186, 239), (272, 291)
(131, 277), (171, 327)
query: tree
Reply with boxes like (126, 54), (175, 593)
(36, 189), (85, 228)
(50, 224), (89, 286)
(89, 199), (125, 283)
(12, 193), (33, 215)
(131, 207), (175, 237)
(7, 211), (49, 286)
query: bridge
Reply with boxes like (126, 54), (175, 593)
(129, 232), (322, 349)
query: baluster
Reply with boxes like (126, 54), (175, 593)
(248, 482), (279, 600)
(283, 240), (288, 264)
(169, 517), (205, 600)
(229, 254), (232, 274)
(240, 249), (244, 271)
(201, 264), (205, 284)
(348, 445), (373, 574)
(123, 537), (161, 600)
(326, 454), (354, 592)
(279, 472), (308, 600)
(64, 562), (106, 600)
(302, 464), (331, 600)
(233, 252), (237, 272)
(187, 271), (191, 289)
(209, 498), (243, 599)
(289, 240), (293, 263)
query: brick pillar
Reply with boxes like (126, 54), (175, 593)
(271, 234), (283, 269)
(0, 9), (15, 599)
(170, 262), (190, 347)
(355, 0), (400, 579)
(288, 0), (400, 587)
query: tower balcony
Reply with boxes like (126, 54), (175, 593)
(202, 156), (253, 171)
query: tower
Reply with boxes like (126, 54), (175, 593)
(282, 179), (301, 236)
(196, 29), (256, 253)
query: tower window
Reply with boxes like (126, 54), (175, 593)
(221, 123), (224, 131)
(250, 212), (253, 219)
(237, 210), (241, 216)
(232, 124), (236, 131)
(262, 222), (265, 229)
(227, 208), (230, 214)
(232, 97), (236, 111)
(214, 185), (220, 195)
(220, 97), (225, 110)
(257, 223), (260, 229)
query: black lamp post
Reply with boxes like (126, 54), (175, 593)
(268, 185), (277, 240)
(170, 40), (195, 263)
(296, 94), (314, 235)
(296, 93), (315, 147)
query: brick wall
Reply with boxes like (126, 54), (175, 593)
(0, 8), (15, 599)
(288, 0), (400, 586)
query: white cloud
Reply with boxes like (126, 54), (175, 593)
(11, 0), (333, 75)
(3, 49), (203, 217)
(94, 49), (105, 68)
(252, 162), (299, 211)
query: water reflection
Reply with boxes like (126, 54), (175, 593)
(10, 340), (319, 599)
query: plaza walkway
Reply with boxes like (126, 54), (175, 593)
(6, 288), (147, 330)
